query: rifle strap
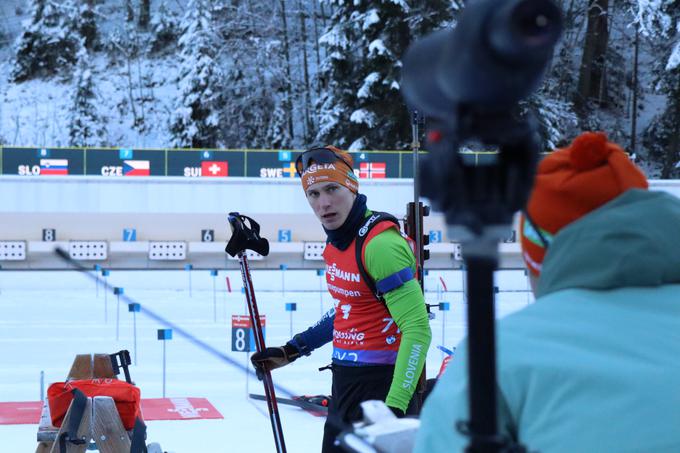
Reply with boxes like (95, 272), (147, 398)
(130, 417), (148, 453)
(354, 211), (400, 303)
(58, 388), (88, 453)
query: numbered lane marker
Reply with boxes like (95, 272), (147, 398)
(231, 315), (266, 352)
(42, 229), (56, 242)
(201, 229), (214, 242)
(278, 229), (292, 242)
(123, 228), (137, 241)
(429, 230), (443, 244)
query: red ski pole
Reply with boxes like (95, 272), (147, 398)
(226, 213), (287, 453)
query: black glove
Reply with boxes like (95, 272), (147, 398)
(250, 344), (300, 380)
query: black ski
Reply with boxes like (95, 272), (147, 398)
(249, 393), (330, 417)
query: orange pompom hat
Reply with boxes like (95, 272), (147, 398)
(520, 132), (648, 276)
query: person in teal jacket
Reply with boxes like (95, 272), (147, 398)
(415, 132), (680, 453)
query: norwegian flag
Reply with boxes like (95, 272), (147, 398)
(359, 162), (386, 179)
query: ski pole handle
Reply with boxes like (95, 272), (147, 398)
(226, 212), (270, 257)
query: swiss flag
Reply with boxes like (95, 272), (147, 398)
(359, 162), (386, 179)
(201, 161), (229, 177)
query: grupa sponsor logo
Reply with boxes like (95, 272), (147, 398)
(327, 262), (360, 283)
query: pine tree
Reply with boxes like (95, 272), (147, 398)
(316, 1), (455, 150)
(525, 94), (579, 150)
(66, 0), (99, 50)
(315, 5), (354, 148)
(640, 1), (680, 177)
(11, 0), (82, 82)
(67, 46), (106, 147)
(149, 1), (179, 54)
(218, 1), (294, 149)
(408, 0), (458, 36)
(169, 0), (224, 148)
(530, 4), (583, 151)
(221, 45), (288, 148)
(266, 93), (294, 148)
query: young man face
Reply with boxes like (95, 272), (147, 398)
(305, 181), (356, 230)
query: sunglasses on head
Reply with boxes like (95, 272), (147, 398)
(295, 147), (352, 176)
(523, 210), (551, 250)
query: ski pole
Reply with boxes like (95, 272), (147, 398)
(238, 252), (287, 453)
(227, 212), (287, 453)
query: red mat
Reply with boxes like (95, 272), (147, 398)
(0, 401), (40, 425)
(142, 397), (223, 421)
(0, 397), (223, 425)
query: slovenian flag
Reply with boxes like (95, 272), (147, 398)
(40, 159), (68, 175)
(123, 160), (150, 176)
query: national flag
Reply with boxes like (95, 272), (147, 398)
(359, 162), (386, 179)
(123, 160), (150, 176)
(40, 159), (68, 175)
(281, 162), (297, 178)
(201, 161), (228, 177)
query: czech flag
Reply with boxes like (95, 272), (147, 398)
(40, 159), (68, 175)
(359, 162), (386, 179)
(201, 161), (228, 177)
(123, 160), (150, 176)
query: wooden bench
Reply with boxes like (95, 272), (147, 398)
(35, 352), (163, 453)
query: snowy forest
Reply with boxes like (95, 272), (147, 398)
(0, 0), (678, 177)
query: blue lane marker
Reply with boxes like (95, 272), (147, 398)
(54, 248), (297, 399)
(437, 345), (456, 356)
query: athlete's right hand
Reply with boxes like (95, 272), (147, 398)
(250, 344), (300, 380)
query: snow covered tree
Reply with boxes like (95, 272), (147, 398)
(67, 0), (99, 50)
(169, 0), (224, 148)
(350, 1), (413, 150)
(524, 95), (579, 151)
(67, 46), (106, 147)
(221, 39), (290, 148)
(315, 1), (459, 150)
(11, 0), (82, 82)
(139, 0), (151, 30)
(316, 0), (414, 150)
(315, 2), (359, 148)
(149, 1), (179, 54)
(407, 0), (458, 36)
(574, 0), (611, 111)
(216, 1), (296, 149)
(639, 1), (680, 177)
(266, 95), (294, 148)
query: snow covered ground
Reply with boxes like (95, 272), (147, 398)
(0, 268), (532, 452)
